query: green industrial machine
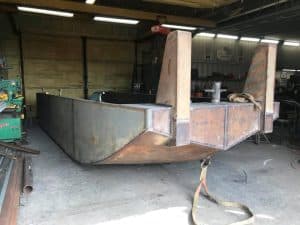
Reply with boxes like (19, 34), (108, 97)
(0, 78), (24, 142)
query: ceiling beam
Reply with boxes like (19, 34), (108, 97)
(0, 0), (215, 27)
(144, 0), (237, 9)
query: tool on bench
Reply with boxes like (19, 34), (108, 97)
(192, 158), (254, 225)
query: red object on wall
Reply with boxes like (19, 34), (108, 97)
(151, 25), (171, 35)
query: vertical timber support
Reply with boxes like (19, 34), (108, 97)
(156, 31), (191, 146)
(18, 32), (26, 105)
(81, 37), (88, 99)
(244, 44), (277, 133)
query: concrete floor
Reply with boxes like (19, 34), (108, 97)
(18, 126), (300, 225)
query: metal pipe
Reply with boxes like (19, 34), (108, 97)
(23, 157), (33, 194)
(205, 82), (226, 103)
(0, 142), (40, 155)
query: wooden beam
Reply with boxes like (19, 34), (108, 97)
(0, 0), (215, 27)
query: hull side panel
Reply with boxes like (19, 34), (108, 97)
(37, 94), (147, 164)
(73, 100), (146, 163)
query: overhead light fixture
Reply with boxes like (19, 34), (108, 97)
(240, 37), (260, 42)
(86, 0), (96, 4)
(283, 41), (300, 47)
(196, 32), (215, 38)
(94, 16), (139, 25)
(282, 69), (296, 72)
(17, 6), (74, 17)
(216, 34), (238, 40)
(261, 39), (279, 44)
(161, 24), (197, 31)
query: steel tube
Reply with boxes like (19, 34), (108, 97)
(0, 142), (40, 155)
(23, 157), (33, 194)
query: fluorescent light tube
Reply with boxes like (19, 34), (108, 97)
(283, 41), (300, 47)
(94, 16), (139, 25)
(240, 37), (260, 42)
(217, 34), (238, 40)
(282, 69), (296, 72)
(197, 32), (215, 38)
(161, 24), (196, 31)
(86, 0), (96, 4)
(17, 6), (74, 17)
(261, 39), (279, 44)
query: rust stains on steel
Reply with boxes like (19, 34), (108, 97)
(36, 31), (279, 165)
(0, 157), (22, 225)
(23, 157), (33, 194)
(101, 132), (217, 164)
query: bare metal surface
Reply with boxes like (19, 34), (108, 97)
(152, 109), (170, 135)
(191, 106), (225, 149)
(273, 102), (280, 120)
(0, 157), (14, 213)
(0, 142), (40, 155)
(37, 94), (275, 164)
(264, 114), (274, 134)
(0, 157), (22, 225)
(243, 44), (277, 133)
(72, 100), (146, 163)
(37, 94), (74, 156)
(101, 131), (217, 164)
(37, 94), (147, 164)
(191, 103), (260, 150)
(37, 93), (270, 164)
(23, 157), (33, 194)
(204, 82), (226, 103)
(227, 104), (260, 147)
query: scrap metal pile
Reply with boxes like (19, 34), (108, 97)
(0, 143), (39, 225)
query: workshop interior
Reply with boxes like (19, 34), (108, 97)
(0, 1), (299, 225)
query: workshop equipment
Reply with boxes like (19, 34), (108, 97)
(0, 79), (24, 142)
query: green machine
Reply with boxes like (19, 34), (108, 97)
(0, 79), (24, 142)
